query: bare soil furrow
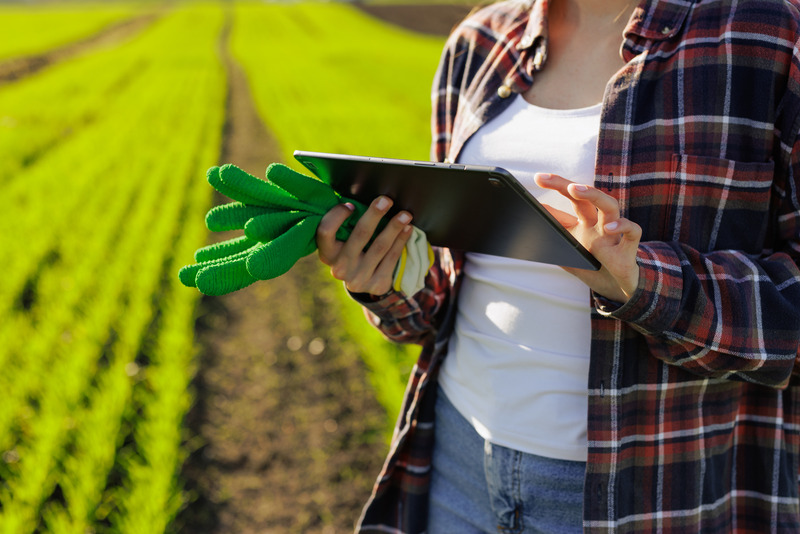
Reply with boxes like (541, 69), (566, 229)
(177, 5), (472, 531)
(177, 12), (385, 533)
(0, 12), (159, 86)
(354, 3), (474, 36)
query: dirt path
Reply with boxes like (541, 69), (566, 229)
(175, 4), (475, 533)
(354, 3), (474, 36)
(0, 4), (470, 531)
(175, 14), (387, 534)
(0, 12), (158, 86)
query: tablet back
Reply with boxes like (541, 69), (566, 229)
(293, 151), (600, 271)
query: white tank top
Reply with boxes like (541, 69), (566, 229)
(439, 94), (602, 462)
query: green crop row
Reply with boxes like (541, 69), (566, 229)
(0, 3), (225, 532)
(0, 1), (451, 530)
(0, 3), (145, 62)
(0, 8), (169, 186)
(230, 2), (442, 161)
(229, 2), (446, 427)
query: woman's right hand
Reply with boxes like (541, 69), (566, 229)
(316, 196), (414, 296)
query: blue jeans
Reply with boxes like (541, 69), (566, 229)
(428, 387), (586, 534)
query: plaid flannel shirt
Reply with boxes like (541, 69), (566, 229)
(355, 0), (800, 532)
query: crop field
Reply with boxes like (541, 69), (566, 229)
(0, 1), (466, 532)
(0, 3), (142, 61)
(229, 1), (445, 423)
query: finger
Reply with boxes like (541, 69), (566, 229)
(602, 218), (642, 298)
(535, 173), (598, 223)
(534, 172), (567, 191)
(539, 203), (579, 229)
(568, 184), (621, 227)
(372, 224), (415, 290)
(348, 223), (414, 295)
(340, 196), (393, 257)
(316, 203), (354, 264)
(359, 210), (413, 276)
(603, 218), (642, 244)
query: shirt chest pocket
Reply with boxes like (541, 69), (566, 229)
(662, 154), (775, 253)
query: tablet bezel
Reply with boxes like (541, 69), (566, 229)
(293, 150), (600, 271)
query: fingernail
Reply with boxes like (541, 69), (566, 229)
(605, 221), (619, 231)
(573, 184), (589, 192)
(536, 173), (551, 180)
(376, 197), (390, 210)
(344, 202), (355, 211)
(398, 212), (411, 224)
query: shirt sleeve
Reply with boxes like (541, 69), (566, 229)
(430, 24), (464, 164)
(596, 48), (800, 389)
(597, 240), (800, 388)
(344, 24), (474, 346)
(595, 30), (800, 389)
(349, 247), (458, 346)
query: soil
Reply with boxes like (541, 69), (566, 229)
(354, 3), (475, 36)
(1, 4), (474, 532)
(178, 6), (477, 533)
(173, 15), (389, 534)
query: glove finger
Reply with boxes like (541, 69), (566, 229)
(246, 215), (320, 280)
(195, 254), (258, 296)
(194, 234), (255, 262)
(205, 202), (269, 232)
(179, 244), (257, 288)
(178, 263), (203, 288)
(206, 166), (266, 206)
(244, 210), (307, 242)
(266, 163), (339, 213)
(220, 163), (310, 211)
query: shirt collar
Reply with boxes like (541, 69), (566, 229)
(516, 0), (694, 70)
(624, 0), (694, 41)
(516, 0), (549, 71)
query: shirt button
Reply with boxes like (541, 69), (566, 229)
(661, 26), (672, 35)
(497, 85), (512, 98)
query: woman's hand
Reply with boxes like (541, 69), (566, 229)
(316, 196), (414, 296)
(534, 173), (641, 303)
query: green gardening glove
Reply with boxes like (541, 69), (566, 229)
(178, 163), (367, 295)
(179, 163), (433, 297)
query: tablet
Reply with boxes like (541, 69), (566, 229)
(293, 150), (600, 271)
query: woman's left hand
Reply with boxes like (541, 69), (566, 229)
(534, 173), (641, 304)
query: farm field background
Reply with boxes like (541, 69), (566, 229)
(0, 2), (472, 533)
(0, 3), (141, 61)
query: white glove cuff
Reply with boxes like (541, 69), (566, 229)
(392, 226), (434, 296)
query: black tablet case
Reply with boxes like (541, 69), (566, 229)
(294, 150), (600, 271)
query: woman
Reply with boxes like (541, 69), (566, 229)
(316, 0), (800, 532)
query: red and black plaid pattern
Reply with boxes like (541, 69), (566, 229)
(356, 0), (800, 532)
